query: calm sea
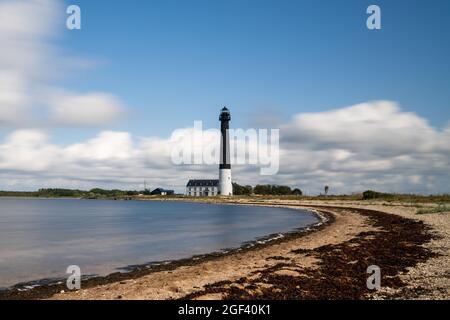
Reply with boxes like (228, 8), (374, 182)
(0, 198), (318, 289)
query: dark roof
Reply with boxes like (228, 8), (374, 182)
(150, 188), (174, 195)
(187, 179), (219, 187)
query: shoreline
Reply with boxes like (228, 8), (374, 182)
(0, 203), (332, 300)
(0, 199), (447, 300)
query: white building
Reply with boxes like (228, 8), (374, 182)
(186, 180), (219, 197)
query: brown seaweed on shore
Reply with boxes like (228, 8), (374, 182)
(181, 207), (440, 300)
(267, 256), (291, 261)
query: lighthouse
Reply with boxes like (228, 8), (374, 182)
(219, 107), (233, 196)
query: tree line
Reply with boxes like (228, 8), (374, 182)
(0, 188), (142, 198)
(232, 183), (302, 196)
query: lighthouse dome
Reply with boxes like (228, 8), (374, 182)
(219, 107), (231, 121)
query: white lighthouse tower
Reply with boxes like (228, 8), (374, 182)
(219, 107), (233, 196)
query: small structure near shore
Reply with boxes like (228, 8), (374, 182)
(150, 188), (174, 196)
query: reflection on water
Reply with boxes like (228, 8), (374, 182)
(0, 199), (318, 288)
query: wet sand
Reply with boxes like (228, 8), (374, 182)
(1, 199), (448, 300)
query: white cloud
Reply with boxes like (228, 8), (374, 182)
(0, 101), (449, 194)
(0, 130), (58, 172)
(65, 131), (134, 161)
(0, 71), (28, 125)
(282, 101), (438, 155)
(48, 91), (125, 126)
(277, 101), (450, 193)
(0, 0), (126, 128)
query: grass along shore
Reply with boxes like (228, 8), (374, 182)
(2, 189), (450, 204)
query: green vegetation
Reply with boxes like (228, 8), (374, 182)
(254, 185), (289, 195)
(86, 188), (139, 198)
(417, 204), (450, 215)
(362, 190), (450, 203)
(221, 183), (304, 196)
(0, 191), (37, 197)
(0, 188), (140, 199)
(362, 190), (392, 200)
(1, 186), (449, 204)
(228, 189), (450, 203)
(253, 184), (303, 196)
(232, 183), (253, 196)
(36, 188), (86, 198)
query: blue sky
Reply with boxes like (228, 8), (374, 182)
(1, 0), (449, 193)
(58, 0), (450, 139)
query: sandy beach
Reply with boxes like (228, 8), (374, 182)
(1, 199), (448, 300)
